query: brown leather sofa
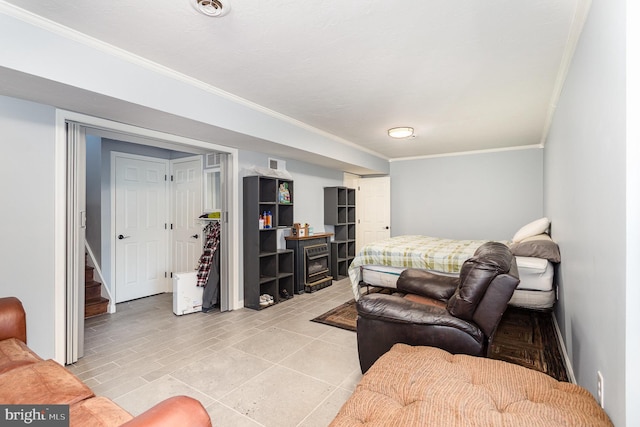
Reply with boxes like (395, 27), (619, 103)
(356, 241), (520, 372)
(0, 296), (212, 427)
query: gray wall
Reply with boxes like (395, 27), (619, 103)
(285, 161), (345, 235)
(390, 148), (543, 240)
(543, 1), (627, 424)
(0, 96), (57, 358)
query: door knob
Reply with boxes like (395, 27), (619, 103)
(191, 234), (199, 239)
(385, 226), (390, 230)
(117, 234), (130, 240)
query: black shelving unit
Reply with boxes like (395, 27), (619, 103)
(244, 176), (294, 309)
(324, 186), (356, 280)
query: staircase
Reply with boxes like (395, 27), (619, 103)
(85, 256), (109, 318)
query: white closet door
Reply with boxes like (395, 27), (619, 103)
(171, 156), (203, 275)
(114, 154), (169, 303)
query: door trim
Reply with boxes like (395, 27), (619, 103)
(54, 109), (241, 365)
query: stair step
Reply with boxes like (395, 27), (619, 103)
(85, 297), (109, 318)
(85, 256), (108, 318)
(85, 266), (94, 282)
(85, 280), (102, 301)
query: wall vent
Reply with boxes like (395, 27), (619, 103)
(205, 152), (222, 168)
(268, 158), (286, 171)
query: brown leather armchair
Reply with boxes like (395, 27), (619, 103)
(356, 242), (520, 373)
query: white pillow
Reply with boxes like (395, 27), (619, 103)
(512, 218), (550, 243)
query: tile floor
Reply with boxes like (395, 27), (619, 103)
(66, 278), (360, 427)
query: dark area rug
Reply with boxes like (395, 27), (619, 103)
(311, 298), (569, 382)
(311, 299), (359, 332)
(310, 288), (394, 332)
(489, 307), (569, 382)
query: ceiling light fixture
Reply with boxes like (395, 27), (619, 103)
(388, 127), (414, 139)
(192, 0), (231, 17)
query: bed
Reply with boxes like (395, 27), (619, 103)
(348, 219), (561, 310)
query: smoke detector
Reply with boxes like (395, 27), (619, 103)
(192, 0), (231, 17)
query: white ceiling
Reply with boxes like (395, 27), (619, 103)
(1, 0), (587, 161)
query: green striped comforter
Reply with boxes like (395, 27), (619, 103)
(348, 235), (503, 299)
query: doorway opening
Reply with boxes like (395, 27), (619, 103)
(56, 110), (240, 365)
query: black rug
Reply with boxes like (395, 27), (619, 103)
(311, 299), (359, 332)
(489, 307), (569, 382)
(311, 299), (569, 382)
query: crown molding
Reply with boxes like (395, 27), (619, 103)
(539, 0), (593, 147)
(389, 144), (543, 162)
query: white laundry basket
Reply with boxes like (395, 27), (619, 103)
(173, 272), (203, 315)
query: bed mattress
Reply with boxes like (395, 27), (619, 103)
(514, 256), (553, 291)
(508, 288), (557, 310)
(359, 256), (555, 309)
(362, 257), (552, 290)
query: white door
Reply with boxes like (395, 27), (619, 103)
(356, 176), (391, 253)
(114, 154), (169, 303)
(171, 156), (203, 274)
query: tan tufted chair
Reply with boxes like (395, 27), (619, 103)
(330, 344), (613, 427)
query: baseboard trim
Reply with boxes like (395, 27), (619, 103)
(552, 312), (576, 383)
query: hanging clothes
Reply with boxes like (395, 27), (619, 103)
(202, 248), (220, 312)
(197, 220), (221, 312)
(197, 221), (221, 287)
